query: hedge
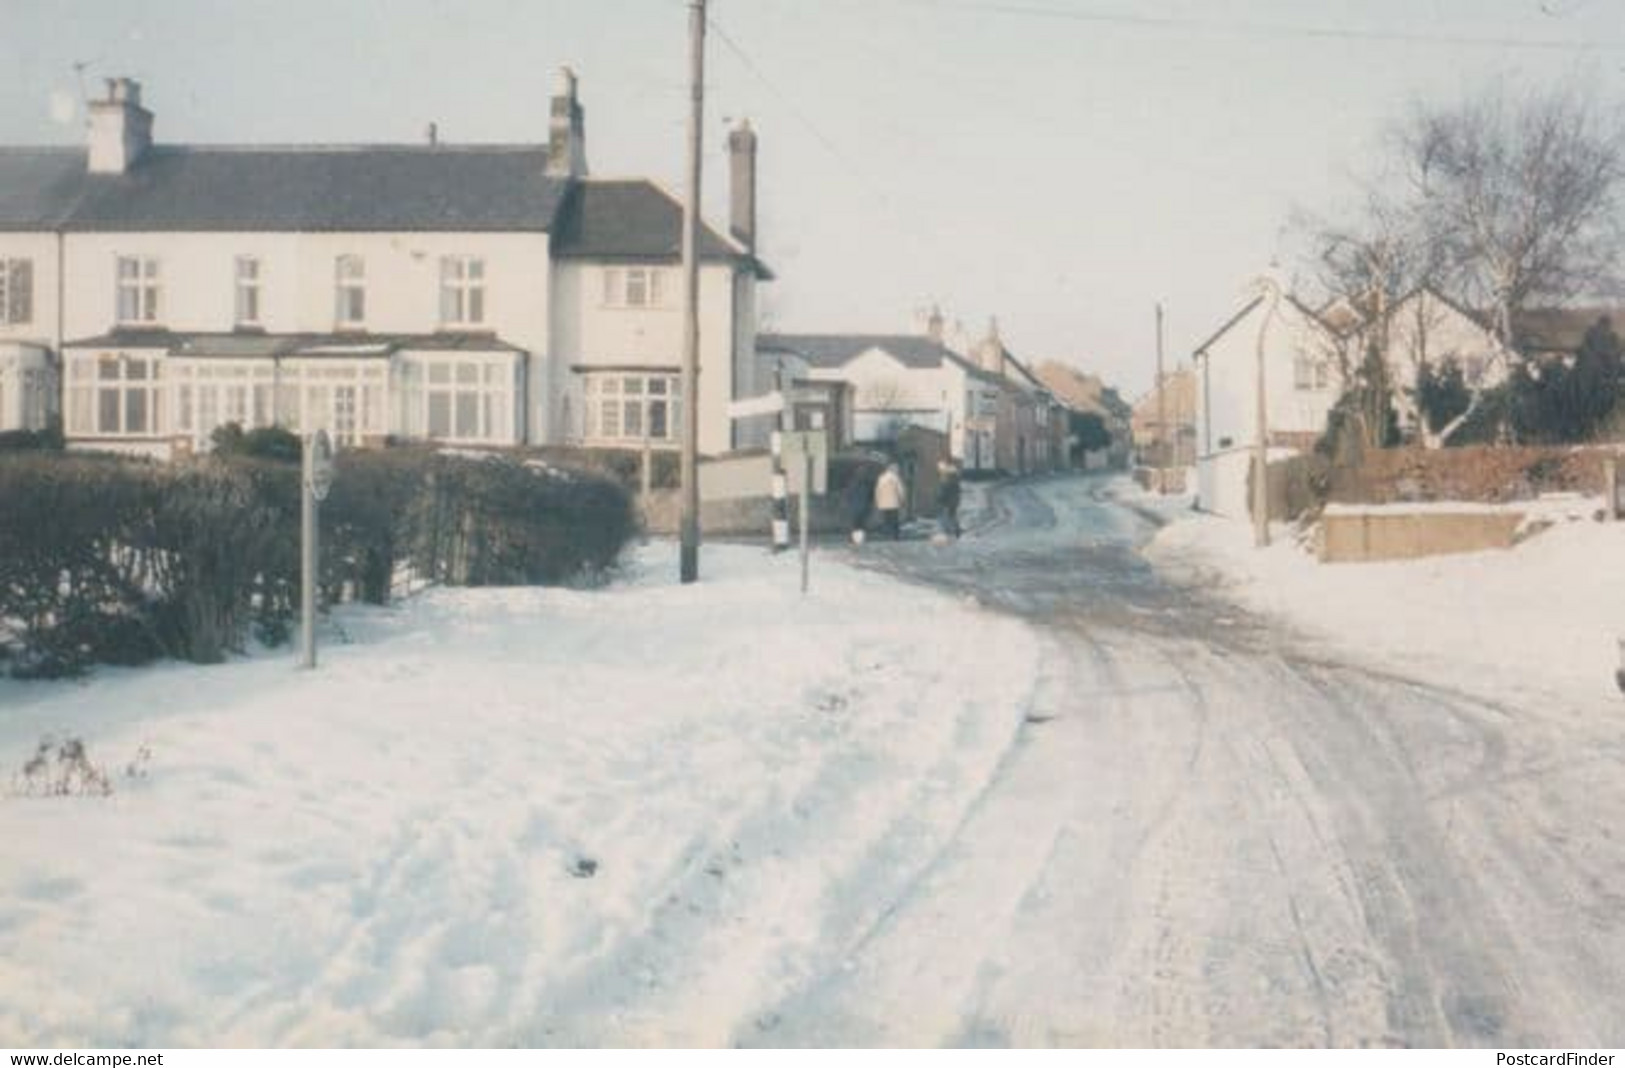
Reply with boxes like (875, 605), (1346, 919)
(0, 449), (634, 677)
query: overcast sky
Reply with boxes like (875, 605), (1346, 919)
(3, 0), (1623, 395)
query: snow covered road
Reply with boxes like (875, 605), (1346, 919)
(789, 474), (1625, 1047)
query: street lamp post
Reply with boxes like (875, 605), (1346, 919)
(1251, 273), (1282, 549)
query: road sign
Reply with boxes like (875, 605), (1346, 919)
(300, 430), (334, 669)
(306, 430), (334, 502)
(726, 391), (786, 419)
(781, 429), (828, 495)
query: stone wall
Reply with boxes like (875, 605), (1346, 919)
(1319, 507), (1525, 563)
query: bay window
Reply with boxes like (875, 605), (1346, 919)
(67, 352), (162, 436)
(419, 358), (514, 442)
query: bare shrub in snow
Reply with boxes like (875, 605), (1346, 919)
(10, 736), (113, 798)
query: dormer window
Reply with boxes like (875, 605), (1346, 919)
(335, 255), (366, 327)
(115, 256), (160, 324)
(602, 266), (666, 308)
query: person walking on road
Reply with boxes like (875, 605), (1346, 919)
(935, 460), (962, 539)
(874, 463), (906, 541)
(846, 464), (878, 544)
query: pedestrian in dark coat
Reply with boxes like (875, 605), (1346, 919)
(846, 464), (878, 543)
(936, 460), (963, 538)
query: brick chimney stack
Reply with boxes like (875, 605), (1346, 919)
(87, 77), (152, 175)
(546, 67), (588, 178)
(727, 119), (758, 251)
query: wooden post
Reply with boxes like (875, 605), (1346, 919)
(800, 448), (812, 595)
(1604, 455), (1619, 521)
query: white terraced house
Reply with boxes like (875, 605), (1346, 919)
(0, 73), (772, 456)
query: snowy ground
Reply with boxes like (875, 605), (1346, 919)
(1140, 487), (1625, 713)
(6, 475), (1624, 1048)
(0, 543), (1038, 1047)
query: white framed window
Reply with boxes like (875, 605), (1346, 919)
(1293, 354), (1331, 391)
(0, 259), (33, 325)
(335, 255), (366, 327)
(278, 361), (387, 444)
(582, 372), (682, 443)
(116, 256), (161, 324)
(66, 352), (162, 436)
(440, 256), (486, 326)
(170, 361), (278, 447)
(235, 256), (262, 326)
(417, 357), (514, 443)
(601, 266), (667, 308)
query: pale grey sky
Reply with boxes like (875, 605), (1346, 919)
(3, 0), (1623, 395)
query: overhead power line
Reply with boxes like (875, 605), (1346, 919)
(902, 0), (1625, 53)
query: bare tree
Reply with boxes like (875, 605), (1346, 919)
(1302, 80), (1623, 447)
(1401, 82), (1623, 350)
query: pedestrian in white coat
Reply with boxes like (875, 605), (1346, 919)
(874, 463), (906, 540)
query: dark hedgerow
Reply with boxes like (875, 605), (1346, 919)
(0, 448), (634, 676)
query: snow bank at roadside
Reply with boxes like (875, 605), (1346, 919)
(1145, 495), (1625, 711)
(0, 542), (1040, 1047)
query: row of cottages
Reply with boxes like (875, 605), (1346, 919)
(1190, 283), (1506, 518)
(0, 73), (778, 456)
(1033, 360), (1133, 469)
(758, 310), (1069, 475)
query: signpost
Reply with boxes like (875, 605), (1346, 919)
(780, 429), (828, 594)
(300, 430), (333, 669)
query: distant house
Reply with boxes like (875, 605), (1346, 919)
(1511, 306), (1625, 359)
(1035, 359), (1131, 468)
(759, 314), (1003, 471)
(965, 321), (1068, 475)
(1131, 367), (1197, 468)
(0, 73), (771, 456)
(1191, 291), (1342, 518)
(1323, 286), (1505, 438)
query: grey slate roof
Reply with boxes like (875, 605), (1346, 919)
(759, 333), (996, 380)
(0, 148), (87, 228)
(63, 327), (525, 357)
(550, 179), (769, 276)
(0, 148), (774, 279)
(2, 145), (573, 232)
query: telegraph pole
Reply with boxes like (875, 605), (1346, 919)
(678, 0), (706, 583)
(1252, 277), (1281, 549)
(1155, 302), (1166, 491)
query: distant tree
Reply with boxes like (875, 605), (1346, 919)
(1299, 79), (1624, 446)
(1400, 82), (1623, 350)
(1564, 316), (1624, 438)
(1504, 316), (1623, 443)
(1415, 355), (1472, 437)
(1069, 410), (1111, 457)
